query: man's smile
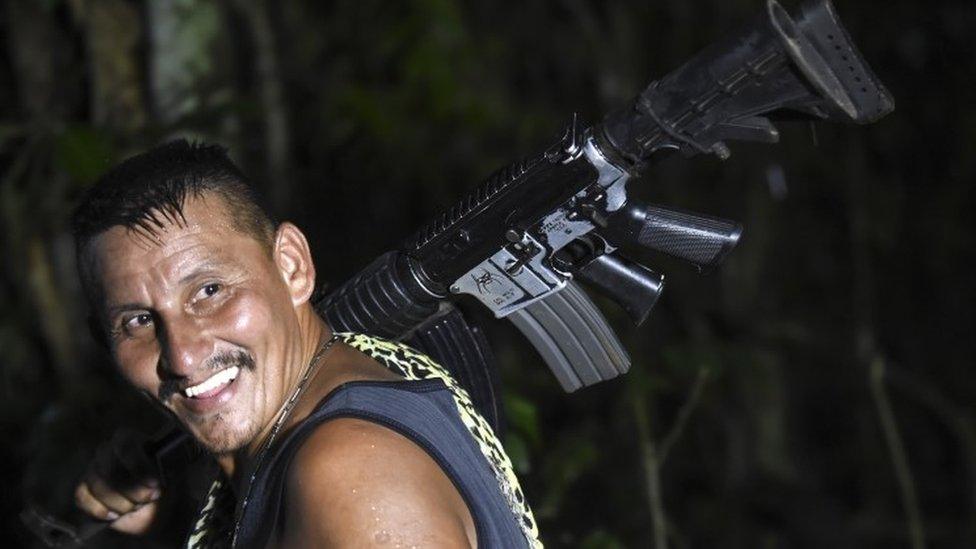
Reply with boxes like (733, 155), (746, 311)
(183, 365), (240, 398)
(156, 348), (259, 416)
(179, 367), (242, 415)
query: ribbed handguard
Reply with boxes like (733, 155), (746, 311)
(315, 251), (440, 338)
(314, 253), (504, 431)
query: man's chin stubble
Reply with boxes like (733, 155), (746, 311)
(188, 412), (256, 455)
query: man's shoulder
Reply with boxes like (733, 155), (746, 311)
(288, 416), (422, 479)
(281, 416), (475, 546)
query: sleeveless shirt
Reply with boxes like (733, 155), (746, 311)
(184, 333), (542, 548)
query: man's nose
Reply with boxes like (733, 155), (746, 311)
(158, 317), (214, 377)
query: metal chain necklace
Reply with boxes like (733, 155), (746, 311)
(231, 331), (341, 548)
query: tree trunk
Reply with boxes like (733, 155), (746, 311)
(68, 0), (147, 134)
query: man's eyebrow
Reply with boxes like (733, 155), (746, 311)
(178, 258), (233, 285)
(106, 303), (148, 318)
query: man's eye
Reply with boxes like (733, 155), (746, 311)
(124, 313), (153, 330)
(199, 283), (221, 299)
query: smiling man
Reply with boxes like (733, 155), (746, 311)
(71, 140), (539, 548)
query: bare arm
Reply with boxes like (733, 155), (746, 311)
(281, 417), (476, 548)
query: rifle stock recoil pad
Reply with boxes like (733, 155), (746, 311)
(794, 0), (894, 123)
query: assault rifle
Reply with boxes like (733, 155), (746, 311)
(317, 0), (893, 403)
(23, 0), (893, 546)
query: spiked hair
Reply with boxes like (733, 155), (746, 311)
(72, 139), (276, 297)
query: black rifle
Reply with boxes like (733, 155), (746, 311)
(22, 0), (893, 546)
(318, 0), (893, 395)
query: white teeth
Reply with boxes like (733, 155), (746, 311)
(184, 366), (240, 398)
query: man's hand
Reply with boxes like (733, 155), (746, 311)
(74, 430), (162, 536)
(282, 418), (477, 548)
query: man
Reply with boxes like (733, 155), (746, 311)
(71, 140), (539, 548)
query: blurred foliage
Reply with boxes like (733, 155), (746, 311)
(2, 0), (974, 547)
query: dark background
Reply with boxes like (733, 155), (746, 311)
(1, 0), (972, 547)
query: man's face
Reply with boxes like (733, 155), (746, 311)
(86, 194), (306, 455)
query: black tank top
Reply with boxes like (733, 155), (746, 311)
(234, 378), (530, 548)
(184, 333), (541, 548)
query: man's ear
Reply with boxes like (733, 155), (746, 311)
(272, 222), (316, 306)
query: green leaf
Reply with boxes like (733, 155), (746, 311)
(53, 127), (115, 186)
(661, 342), (726, 379)
(503, 392), (541, 446)
(504, 432), (532, 474)
(579, 530), (627, 549)
(537, 433), (599, 516)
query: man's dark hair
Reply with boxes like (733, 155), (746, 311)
(72, 139), (276, 294)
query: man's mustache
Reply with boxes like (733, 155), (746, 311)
(158, 350), (255, 402)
